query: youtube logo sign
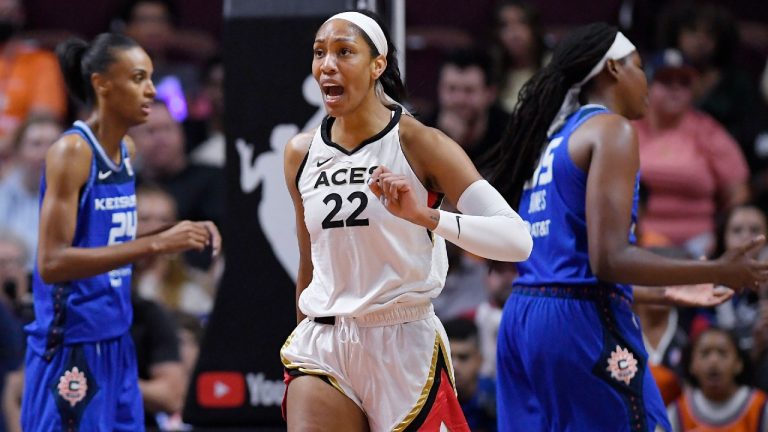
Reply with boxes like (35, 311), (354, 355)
(197, 372), (246, 408)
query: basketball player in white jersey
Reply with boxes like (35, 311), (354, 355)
(281, 10), (533, 431)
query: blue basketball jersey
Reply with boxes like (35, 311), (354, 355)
(514, 105), (639, 298)
(26, 121), (137, 357)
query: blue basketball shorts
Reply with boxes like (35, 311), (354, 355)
(496, 286), (671, 432)
(21, 332), (144, 431)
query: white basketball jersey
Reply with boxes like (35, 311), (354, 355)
(297, 107), (448, 317)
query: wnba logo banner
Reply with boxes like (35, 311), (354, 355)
(183, 0), (354, 427)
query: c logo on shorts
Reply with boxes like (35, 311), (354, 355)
(606, 345), (638, 385)
(57, 366), (89, 407)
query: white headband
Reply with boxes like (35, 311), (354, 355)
(325, 11), (407, 112)
(547, 32), (636, 137)
(326, 11), (388, 58)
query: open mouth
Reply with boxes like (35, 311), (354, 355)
(322, 85), (345, 103)
(141, 103), (152, 114)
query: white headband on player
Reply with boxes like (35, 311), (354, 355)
(326, 11), (388, 58)
(547, 32), (636, 136)
(325, 11), (408, 112)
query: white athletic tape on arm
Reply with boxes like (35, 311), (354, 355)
(432, 180), (533, 262)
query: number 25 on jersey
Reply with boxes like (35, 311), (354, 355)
(524, 137), (563, 190)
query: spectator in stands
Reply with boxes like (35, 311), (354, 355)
(130, 100), (224, 231)
(0, 298), (22, 432)
(189, 57), (224, 168)
(131, 292), (185, 429)
(135, 184), (214, 317)
(475, 260), (517, 378)
(0, 0), (66, 176)
(493, 1), (547, 113)
(0, 231), (27, 432)
(155, 311), (203, 431)
(117, 0), (217, 116)
(634, 248), (695, 406)
(660, 3), (768, 202)
(129, 99), (224, 222)
(636, 181), (673, 248)
(0, 115), (61, 268)
(422, 49), (509, 167)
(131, 203), (187, 429)
(432, 242), (488, 321)
(668, 327), (768, 431)
(634, 48), (749, 257)
(444, 318), (496, 432)
(637, 298), (688, 406)
(712, 204), (768, 353)
(133, 183), (213, 428)
(2, 364), (21, 432)
(173, 311), (203, 379)
(754, 286), (768, 394)
(0, 231), (29, 322)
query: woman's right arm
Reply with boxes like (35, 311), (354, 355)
(581, 114), (768, 289)
(283, 132), (314, 324)
(37, 135), (215, 284)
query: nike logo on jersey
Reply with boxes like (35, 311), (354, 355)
(98, 170), (112, 180)
(316, 157), (333, 167)
(456, 215), (462, 238)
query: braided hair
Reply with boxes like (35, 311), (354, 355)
(487, 23), (619, 207)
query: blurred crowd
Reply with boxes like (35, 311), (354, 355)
(0, 0), (765, 430)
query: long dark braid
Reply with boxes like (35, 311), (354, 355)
(486, 23), (618, 208)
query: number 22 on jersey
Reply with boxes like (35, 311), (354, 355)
(321, 191), (369, 229)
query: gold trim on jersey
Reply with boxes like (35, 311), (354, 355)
(437, 333), (456, 392)
(284, 365), (347, 397)
(280, 327), (347, 397)
(392, 332), (442, 432)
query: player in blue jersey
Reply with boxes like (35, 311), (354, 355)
(487, 23), (768, 431)
(20, 33), (220, 431)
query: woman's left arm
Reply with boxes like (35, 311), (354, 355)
(368, 116), (532, 262)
